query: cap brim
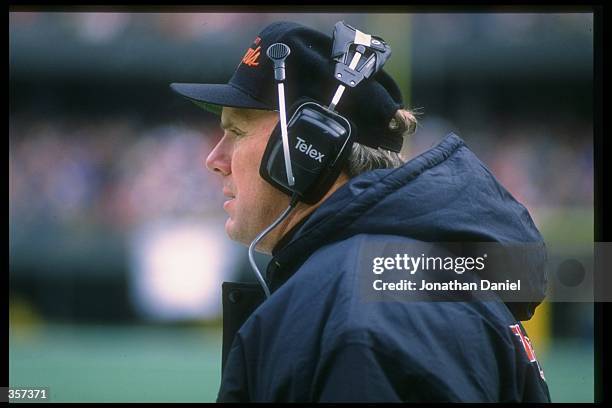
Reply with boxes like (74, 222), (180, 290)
(170, 83), (273, 115)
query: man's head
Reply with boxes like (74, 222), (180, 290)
(205, 105), (416, 253)
(171, 21), (417, 252)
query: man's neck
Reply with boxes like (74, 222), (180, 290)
(258, 172), (350, 254)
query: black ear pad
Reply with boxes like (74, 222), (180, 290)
(260, 98), (354, 204)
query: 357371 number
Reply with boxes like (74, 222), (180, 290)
(8, 388), (48, 400)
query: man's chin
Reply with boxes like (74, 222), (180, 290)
(224, 217), (237, 241)
(225, 217), (250, 246)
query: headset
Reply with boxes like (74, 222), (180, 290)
(260, 21), (392, 204)
(249, 21), (392, 298)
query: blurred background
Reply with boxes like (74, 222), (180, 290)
(9, 11), (594, 402)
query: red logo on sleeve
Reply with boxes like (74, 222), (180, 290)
(510, 324), (546, 381)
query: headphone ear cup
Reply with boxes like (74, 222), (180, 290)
(260, 123), (297, 197)
(259, 98), (353, 204)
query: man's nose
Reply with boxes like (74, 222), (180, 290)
(205, 138), (231, 176)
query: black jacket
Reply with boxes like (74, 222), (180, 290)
(218, 133), (551, 402)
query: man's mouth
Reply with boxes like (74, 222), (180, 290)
(223, 189), (236, 210)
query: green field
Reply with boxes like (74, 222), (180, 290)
(9, 324), (223, 403)
(9, 323), (593, 402)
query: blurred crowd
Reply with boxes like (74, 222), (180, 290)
(9, 114), (593, 238)
(9, 116), (224, 235)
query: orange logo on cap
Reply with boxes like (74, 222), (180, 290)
(241, 36), (262, 67)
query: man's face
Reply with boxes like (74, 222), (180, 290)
(206, 107), (288, 247)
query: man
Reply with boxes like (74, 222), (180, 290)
(171, 20), (551, 402)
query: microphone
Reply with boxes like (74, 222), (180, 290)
(245, 43), (298, 301)
(266, 43), (294, 187)
(266, 42), (291, 81)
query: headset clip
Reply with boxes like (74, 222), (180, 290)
(328, 21), (392, 111)
(331, 21), (392, 88)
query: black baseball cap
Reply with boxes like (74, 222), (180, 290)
(170, 21), (405, 152)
